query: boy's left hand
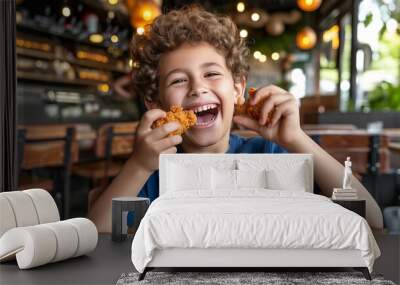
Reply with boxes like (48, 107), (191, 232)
(233, 85), (303, 148)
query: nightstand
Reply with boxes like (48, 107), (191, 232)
(112, 197), (150, 242)
(332, 199), (366, 218)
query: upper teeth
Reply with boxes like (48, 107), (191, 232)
(191, 104), (218, 113)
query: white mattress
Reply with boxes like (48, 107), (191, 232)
(131, 190), (380, 273)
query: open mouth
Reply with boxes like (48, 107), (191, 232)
(187, 103), (219, 127)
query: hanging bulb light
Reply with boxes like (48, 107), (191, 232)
(237, 2), (245, 13)
(271, 52), (280, 61)
(296, 26), (317, 50)
(111, 34), (119, 43)
(253, 51), (261, 59)
(239, 29), (248, 38)
(136, 27), (145, 35)
(62, 6), (71, 17)
(259, 54), (267, 63)
(251, 12), (260, 22)
(130, 0), (161, 30)
(297, 0), (321, 12)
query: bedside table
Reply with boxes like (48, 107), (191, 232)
(332, 199), (366, 218)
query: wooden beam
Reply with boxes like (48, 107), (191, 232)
(0, 0), (17, 192)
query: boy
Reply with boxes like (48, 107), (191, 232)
(89, 6), (383, 232)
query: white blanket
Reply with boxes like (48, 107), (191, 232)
(131, 190), (380, 273)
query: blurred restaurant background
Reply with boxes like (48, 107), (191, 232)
(0, 0), (399, 224)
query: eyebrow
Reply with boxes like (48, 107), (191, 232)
(165, 62), (224, 80)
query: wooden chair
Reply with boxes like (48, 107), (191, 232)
(300, 95), (339, 124)
(17, 125), (79, 219)
(72, 122), (139, 208)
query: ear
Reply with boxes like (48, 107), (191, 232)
(233, 76), (246, 105)
(144, 96), (161, 110)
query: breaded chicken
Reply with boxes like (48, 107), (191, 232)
(152, 106), (197, 136)
(234, 87), (272, 124)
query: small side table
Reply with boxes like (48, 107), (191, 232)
(112, 197), (150, 242)
(332, 199), (366, 218)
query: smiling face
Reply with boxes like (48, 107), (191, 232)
(153, 42), (245, 152)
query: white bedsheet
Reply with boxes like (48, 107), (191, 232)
(131, 190), (380, 273)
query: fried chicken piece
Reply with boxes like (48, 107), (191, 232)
(152, 106), (197, 136)
(234, 87), (272, 124)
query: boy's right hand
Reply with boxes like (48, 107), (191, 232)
(131, 109), (182, 173)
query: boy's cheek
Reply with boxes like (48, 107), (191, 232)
(162, 91), (187, 107)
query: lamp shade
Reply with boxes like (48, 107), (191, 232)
(297, 0), (321, 12)
(129, 0), (161, 29)
(265, 15), (285, 36)
(296, 26), (317, 50)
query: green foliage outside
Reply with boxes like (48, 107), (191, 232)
(367, 81), (400, 111)
(363, 15), (400, 111)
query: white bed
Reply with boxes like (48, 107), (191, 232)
(131, 154), (380, 280)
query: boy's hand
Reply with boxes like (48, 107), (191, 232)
(233, 85), (303, 148)
(132, 109), (182, 172)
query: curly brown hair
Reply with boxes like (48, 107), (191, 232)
(130, 5), (250, 103)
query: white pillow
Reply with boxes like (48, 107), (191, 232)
(167, 163), (212, 191)
(212, 168), (237, 190)
(238, 158), (309, 192)
(236, 169), (268, 189)
(212, 168), (268, 190)
(266, 168), (306, 192)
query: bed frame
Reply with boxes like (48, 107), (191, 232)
(139, 248), (371, 280)
(138, 154), (372, 281)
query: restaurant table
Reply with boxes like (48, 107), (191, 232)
(382, 128), (400, 140)
(0, 234), (134, 285)
(301, 124), (358, 131)
(389, 142), (400, 153)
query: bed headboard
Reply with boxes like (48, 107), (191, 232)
(159, 154), (314, 195)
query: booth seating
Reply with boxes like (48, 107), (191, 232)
(71, 122), (139, 208)
(17, 125), (79, 218)
(305, 130), (391, 175)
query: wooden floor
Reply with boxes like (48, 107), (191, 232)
(373, 231), (400, 284)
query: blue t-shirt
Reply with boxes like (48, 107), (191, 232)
(137, 134), (288, 202)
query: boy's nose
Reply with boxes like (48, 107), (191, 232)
(188, 87), (208, 97)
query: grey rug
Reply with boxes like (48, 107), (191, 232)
(116, 271), (396, 285)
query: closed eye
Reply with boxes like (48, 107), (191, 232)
(170, 78), (187, 85)
(205, 72), (221, 78)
